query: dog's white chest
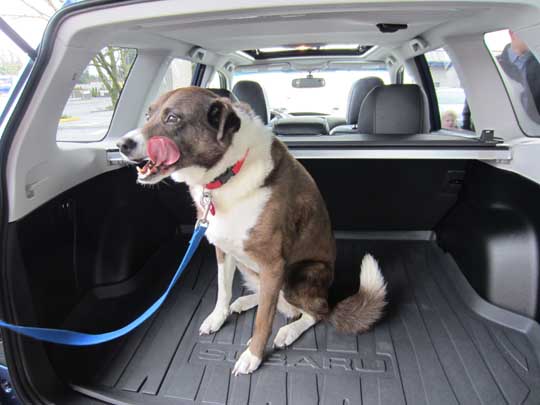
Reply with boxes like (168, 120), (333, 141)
(194, 187), (271, 269)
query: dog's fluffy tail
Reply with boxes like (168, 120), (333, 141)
(328, 254), (387, 334)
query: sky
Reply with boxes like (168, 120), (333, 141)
(1, 0), (62, 62)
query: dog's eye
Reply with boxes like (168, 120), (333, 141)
(165, 113), (180, 124)
(144, 112), (150, 121)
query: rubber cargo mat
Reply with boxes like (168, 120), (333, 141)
(74, 239), (540, 404)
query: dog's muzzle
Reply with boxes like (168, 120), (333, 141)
(117, 129), (147, 162)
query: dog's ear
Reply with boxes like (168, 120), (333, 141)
(207, 98), (241, 143)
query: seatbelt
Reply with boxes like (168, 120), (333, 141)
(0, 223), (208, 346)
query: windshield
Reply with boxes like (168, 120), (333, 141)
(436, 88), (465, 105)
(233, 68), (390, 116)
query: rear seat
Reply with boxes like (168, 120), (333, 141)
(272, 116), (329, 135)
(232, 80), (270, 124)
(208, 88), (239, 101)
(330, 76), (384, 134)
(357, 84), (428, 134)
(332, 84), (429, 135)
(273, 78), (384, 136)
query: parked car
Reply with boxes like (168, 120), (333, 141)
(1, 1), (540, 404)
(0, 76), (13, 93)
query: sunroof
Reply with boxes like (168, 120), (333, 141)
(243, 44), (373, 59)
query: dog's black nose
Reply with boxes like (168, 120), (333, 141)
(117, 138), (136, 155)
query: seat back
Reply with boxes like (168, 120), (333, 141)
(346, 77), (385, 125)
(232, 81), (270, 124)
(357, 84), (428, 135)
(208, 88), (239, 101)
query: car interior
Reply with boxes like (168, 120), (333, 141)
(2, 1), (540, 404)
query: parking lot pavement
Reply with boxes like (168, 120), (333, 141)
(1, 95), (116, 141)
(58, 97), (116, 141)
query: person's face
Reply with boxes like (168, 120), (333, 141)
(443, 115), (457, 128)
(510, 30), (529, 55)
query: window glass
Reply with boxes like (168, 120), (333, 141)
(425, 48), (469, 130)
(402, 66), (416, 84)
(207, 71), (224, 89)
(157, 58), (194, 95)
(57, 47), (136, 142)
(485, 30), (540, 136)
(232, 65), (390, 116)
(0, 30), (31, 118)
(2, 4), (51, 51)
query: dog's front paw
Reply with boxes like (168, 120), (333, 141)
(230, 294), (258, 314)
(273, 323), (303, 348)
(232, 348), (261, 376)
(199, 308), (229, 335)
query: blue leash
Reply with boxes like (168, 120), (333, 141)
(0, 224), (208, 346)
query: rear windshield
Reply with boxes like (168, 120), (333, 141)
(233, 66), (390, 116)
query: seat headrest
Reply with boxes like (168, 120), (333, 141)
(232, 81), (270, 125)
(357, 84), (426, 135)
(208, 88), (239, 102)
(346, 77), (385, 125)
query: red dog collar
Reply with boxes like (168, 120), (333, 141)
(205, 149), (249, 190)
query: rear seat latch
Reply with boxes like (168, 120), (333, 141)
(106, 149), (129, 166)
(480, 129), (503, 144)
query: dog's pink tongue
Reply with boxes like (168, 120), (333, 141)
(147, 136), (180, 166)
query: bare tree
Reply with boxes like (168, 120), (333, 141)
(90, 47), (135, 106)
(7, 0), (134, 106)
(3, 0), (62, 20)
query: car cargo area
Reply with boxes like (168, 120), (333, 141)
(70, 238), (540, 405)
(5, 158), (540, 404)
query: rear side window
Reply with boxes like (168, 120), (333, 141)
(402, 67), (416, 84)
(425, 48), (470, 130)
(156, 58), (195, 95)
(57, 47), (136, 142)
(0, 30), (31, 118)
(206, 71), (226, 89)
(485, 30), (540, 136)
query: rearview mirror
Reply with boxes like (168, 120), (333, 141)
(292, 76), (325, 88)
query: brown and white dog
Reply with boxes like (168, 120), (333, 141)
(117, 87), (387, 375)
